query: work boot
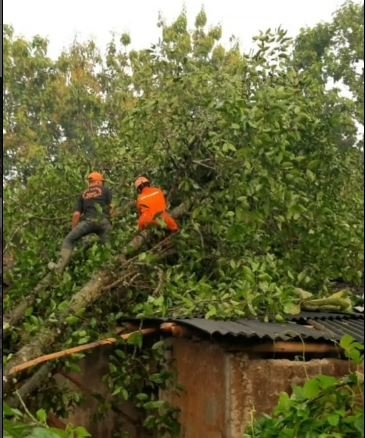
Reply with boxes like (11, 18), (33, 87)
(48, 248), (73, 274)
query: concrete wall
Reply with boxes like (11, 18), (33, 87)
(161, 338), (359, 438)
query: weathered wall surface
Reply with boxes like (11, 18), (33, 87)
(161, 339), (360, 438)
(226, 356), (358, 438)
(161, 338), (226, 438)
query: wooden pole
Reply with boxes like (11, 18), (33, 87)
(232, 341), (341, 354)
(160, 322), (192, 338)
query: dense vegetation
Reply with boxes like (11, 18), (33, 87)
(3, 1), (364, 436)
(246, 335), (364, 438)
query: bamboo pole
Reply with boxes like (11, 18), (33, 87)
(7, 328), (157, 376)
(160, 322), (192, 338)
(233, 341), (341, 354)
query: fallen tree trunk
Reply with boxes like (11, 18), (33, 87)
(4, 202), (188, 395)
(3, 272), (52, 332)
(4, 267), (114, 392)
(6, 364), (53, 408)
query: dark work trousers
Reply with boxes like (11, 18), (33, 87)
(62, 218), (112, 250)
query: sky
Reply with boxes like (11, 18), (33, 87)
(4, 0), (345, 59)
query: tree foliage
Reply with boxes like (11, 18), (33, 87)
(294, 0), (364, 129)
(3, 1), (364, 434)
(4, 402), (90, 437)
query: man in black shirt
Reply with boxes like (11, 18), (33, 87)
(49, 172), (112, 274)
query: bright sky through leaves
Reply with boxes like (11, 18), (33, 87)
(4, 0), (344, 58)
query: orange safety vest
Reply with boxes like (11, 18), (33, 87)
(137, 187), (167, 217)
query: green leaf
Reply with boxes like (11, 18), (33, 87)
(65, 315), (79, 326)
(152, 340), (166, 350)
(339, 334), (354, 349)
(144, 400), (166, 410)
(276, 392), (291, 412)
(327, 414), (339, 426)
(205, 306), (217, 318)
(127, 332), (143, 348)
(36, 409), (47, 424)
(283, 303), (301, 315)
(306, 169), (316, 182)
(353, 414), (364, 433)
(136, 393), (149, 402)
(3, 403), (23, 418)
(121, 388), (129, 400)
(27, 427), (62, 438)
(316, 375), (337, 389)
(222, 143), (237, 153)
(112, 387), (121, 396)
(302, 379), (321, 400)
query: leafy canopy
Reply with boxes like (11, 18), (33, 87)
(3, 2), (364, 432)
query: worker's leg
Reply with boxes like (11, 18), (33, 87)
(161, 211), (179, 232)
(62, 221), (95, 250)
(95, 218), (112, 245)
(138, 211), (155, 231)
(52, 221), (93, 273)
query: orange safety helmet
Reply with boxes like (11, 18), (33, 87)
(135, 176), (150, 189)
(88, 171), (105, 182)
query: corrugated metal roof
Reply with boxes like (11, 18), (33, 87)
(172, 313), (364, 343)
(125, 312), (364, 344)
(307, 319), (363, 343)
(289, 312), (364, 321)
(172, 318), (335, 342)
(287, 312), (364, 343)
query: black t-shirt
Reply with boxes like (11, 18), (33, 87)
(75, 184), (112, 219)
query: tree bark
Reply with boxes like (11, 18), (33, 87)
(6, 364), (52, 408)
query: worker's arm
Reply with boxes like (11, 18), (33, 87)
(72, 211), (81, 229)
(138, 215), (147, 231)
(72, 194), (83, 229)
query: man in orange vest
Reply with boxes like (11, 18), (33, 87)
(135, 176), (179, 232)
(49, 171), (112, 273)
